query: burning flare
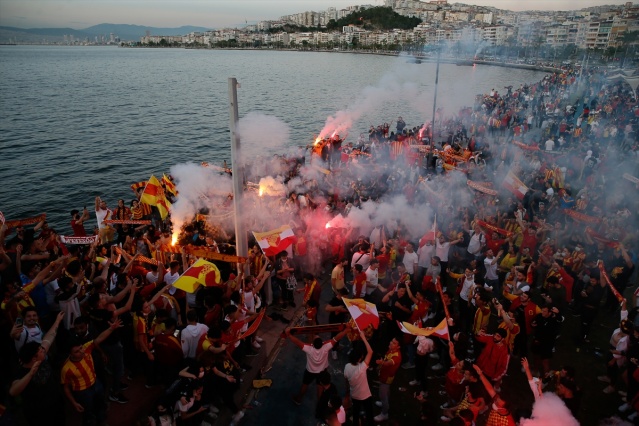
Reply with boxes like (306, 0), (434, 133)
(171, 232), (178, 246)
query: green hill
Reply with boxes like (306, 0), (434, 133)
(326, 6), (422, 31)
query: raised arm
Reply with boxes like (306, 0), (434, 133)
(405, 282), (418, 304)
(473, 364), (497, 399)
(123, 253), (140, 275)
(94, 317), (122, 347)
(148, 284), (170, 306)
(253, 261), (269, 294)
(284, 327), (306, 349)
(113, 285), (137, 317)
(360, 329), (373, 366)
(78, 207), (90, 225)
(495, 300), (514, 330)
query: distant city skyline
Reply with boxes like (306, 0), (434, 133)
(0, 0), (632, 30)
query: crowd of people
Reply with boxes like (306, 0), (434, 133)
(1, 61), (638, 426)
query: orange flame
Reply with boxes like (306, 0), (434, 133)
(171, 232), (178, 246)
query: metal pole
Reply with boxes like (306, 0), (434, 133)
(428, 42), (441, 169)
(228, 78), (249, 266)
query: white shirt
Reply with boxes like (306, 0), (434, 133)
(403, 251), (418, 275)
(484, 257), (498, 280)
(351, 251), (371, 271)
(417, 244), (434, 268)
(180, 323), (209, 358)
(545, 139), (555, 151)
(467, 231), (484, 256)
(415, 336), (435, 355)
(459, 276), (475, 302)
(436, 241), (450, 262)
(365, 267), (378, 295)
(146, 271), (159, 284)
(302, 341), (335, 373)
(165, 270), (180, 295)
(95, 207), (112, 230)
(344, 362), (372, 401)
(15, 324), (43, 352)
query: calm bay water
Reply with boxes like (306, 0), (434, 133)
(0, 46), (547, 231)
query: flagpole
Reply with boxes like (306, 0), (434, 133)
(435, 276), (451, 320)
(229, 78), (249, 274)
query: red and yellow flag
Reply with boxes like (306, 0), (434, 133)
(172, 258), (222, 293)
(130, 180), (147, 194)
(140, 175), (171, 219)
(162, 174), (178, 197)
(398, 318), (449, 340)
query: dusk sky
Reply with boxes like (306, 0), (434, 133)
(0, 1), (631, 29)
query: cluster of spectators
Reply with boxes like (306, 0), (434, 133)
(1, 63), (638, 426)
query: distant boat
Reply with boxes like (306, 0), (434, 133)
(408, 57), (422, 64)
(457, 60), (474, 66)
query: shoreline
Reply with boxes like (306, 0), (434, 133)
(137, 44), (563, 74)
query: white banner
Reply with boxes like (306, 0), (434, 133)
(60, 235), (99, 245)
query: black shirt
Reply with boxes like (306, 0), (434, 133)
(327, 296), (347, 324)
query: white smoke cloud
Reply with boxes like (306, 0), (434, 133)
(519, 393), (579, 426)
(327, 194), (434, 242)
(318, 64), (426, 139)
(237, 112), (291, 160)
(169, 162), (233, 231)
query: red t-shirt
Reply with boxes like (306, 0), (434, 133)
(376, 254), (390, 279)
(71, 219), (87, 237)
(353, 272), (367, 298)
(379, 349), (402, 384)
(154, 333), (183, 366)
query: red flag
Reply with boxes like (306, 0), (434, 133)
(419, 215), (437, 248)
(237, 310), (266, 341)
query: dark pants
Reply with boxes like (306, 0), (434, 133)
(101, 341), (124, 394)
(415, 353), (429, 393)
(458, 299), (471, 332)
(351, 396), (374, 426)
(580, 305), (598, 342)
(73, 380), (106, 426)
(134, 351), (155, 386)
(218, 377), (240, 414)
(513, 330), (529, 358)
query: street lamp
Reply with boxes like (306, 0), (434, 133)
(428, 39), (441, 170)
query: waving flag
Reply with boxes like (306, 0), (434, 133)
(419, 215), (437, 248)
(343, 298), (379, 331)
(502, 170), (529, 200)
(172, 258), (222, 293)
(130, 180), (147, 194)
(140, 175), (172, 219)
(398, 318), (449, 340)
(162, 174), (178, 196)
(253, 225), (295, 257)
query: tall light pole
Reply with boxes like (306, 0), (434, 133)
(228, 78), (249, 267)
(428, 37), (441, 169)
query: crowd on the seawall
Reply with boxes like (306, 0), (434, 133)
(1, 63), (639, 426)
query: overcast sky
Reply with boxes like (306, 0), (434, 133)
(0, 1), (631, 29)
